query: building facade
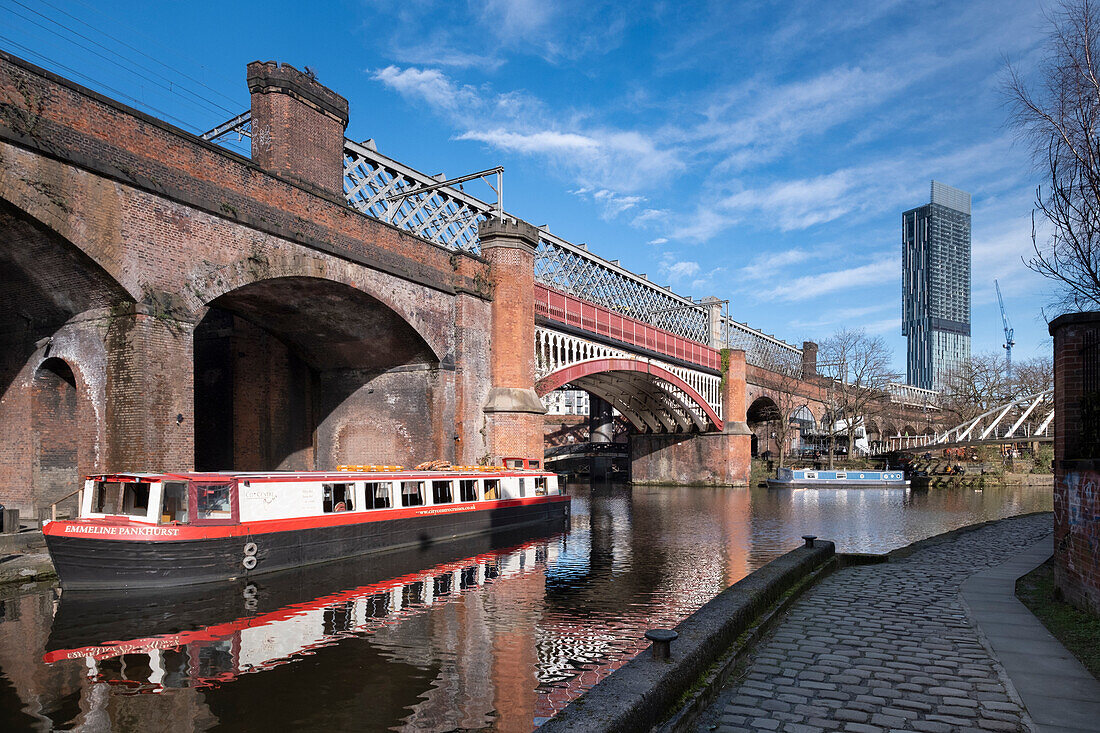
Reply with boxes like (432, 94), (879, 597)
(902, 181), (971, 391)
(542, 389), (591, 416)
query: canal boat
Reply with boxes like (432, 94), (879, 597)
(42, 461), (569, 590)
(767, 468), (909, 488)
(42, 533), (560, 686)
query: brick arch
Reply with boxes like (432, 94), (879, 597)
(201, 275), (440, 369)
(0, 178), (141, 304)
(31, 358), (79, 510)
(0, 196), (131, 515)
(184, 248), (448, 361)
(193, 276), (446, 471)
(747, 395), (780, 424)
(535, 357), (722, 432)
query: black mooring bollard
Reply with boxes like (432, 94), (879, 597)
(645, 629), (678, 660)
(802, 535), (817, 548)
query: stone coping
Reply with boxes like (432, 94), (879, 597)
(1048, 310), (1100, 334)
(540, 539), (835, 733)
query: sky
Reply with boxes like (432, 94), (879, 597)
(0, 0), (1064, 374)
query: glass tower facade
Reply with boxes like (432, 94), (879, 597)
(902, 181), (971, 391)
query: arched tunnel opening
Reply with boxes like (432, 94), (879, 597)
(193, 277), (440, 472)
(541, 387), (632, 480)
(0, 198), (129, 515)
(747, 396), (780, 458)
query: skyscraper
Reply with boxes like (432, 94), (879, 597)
(902, 181), (971, 391)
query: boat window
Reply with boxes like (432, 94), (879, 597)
(161, 481), (189, 523)
(367, 482), (392, 509)
(119, 482), (151, 516)
(402, 581), (425, 607)
(459, 479), (478, 502)
(432, 480), (453, 504)
(504, 458), (523, 469)
(366, 593), (389, 618)
(518, 478), (526, 498)
(534, 477), (547, 496)
(323, 483), (354, 513)
(401, 481), (424, 507)
(460, 566), (478, 589)
(91, 481), (111, 513)
(483, 479), (501, 501)
(196, 483), (234, 521)
(529, 460), (540, 469)
(90, 480), (151, 516)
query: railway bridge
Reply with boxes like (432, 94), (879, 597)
(0, 53), (928, 515)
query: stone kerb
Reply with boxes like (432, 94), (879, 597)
(540, 540), (836, 733)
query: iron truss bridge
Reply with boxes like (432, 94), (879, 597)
(890, 390), (1053, 452)
(202, 115), (803, 370)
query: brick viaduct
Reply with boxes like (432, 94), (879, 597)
(0, 52), (934, 517)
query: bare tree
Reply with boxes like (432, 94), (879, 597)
(1007, 0), (1100, 311)
(1009, 355), (1054, 398)
(749, 349), (806, 469)
(939, 353), (1014, 425)
(819, 329), (900, 461)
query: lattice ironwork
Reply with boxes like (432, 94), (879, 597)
(202, 112), (805, 366)
(534, 235), (709, 340)
(723, 319), (804, 372)
(343, 139), (491, 253)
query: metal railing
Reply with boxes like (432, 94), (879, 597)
(203, 114), (805, 368)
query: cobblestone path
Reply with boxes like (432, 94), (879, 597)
(700, 514), (1054, 733)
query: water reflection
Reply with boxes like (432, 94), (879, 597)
(0, 481), (1051, 731)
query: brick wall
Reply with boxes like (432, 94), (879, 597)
(0, 50), (496, 510)
(1050, 312), (1100, 614)
(630, 432), (751, 486)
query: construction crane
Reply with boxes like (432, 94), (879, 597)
(995, 279), (1015, 375)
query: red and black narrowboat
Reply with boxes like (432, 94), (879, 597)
(42, 459), (569, 590)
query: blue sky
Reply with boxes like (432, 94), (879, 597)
(1, 0), (1060, 373)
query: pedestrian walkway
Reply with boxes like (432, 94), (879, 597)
(963, 535), (1100, 732)
(697, 513), (1081, 733)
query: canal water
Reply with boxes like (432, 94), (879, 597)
(0, 481), (1051, 732)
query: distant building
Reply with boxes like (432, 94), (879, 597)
(902, 181), (971, 391)
(542, 389), (590, 416)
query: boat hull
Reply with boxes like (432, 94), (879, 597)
(766, 478), (911, 488)
(767, 469), (909, 489)
(45, 497), (569, 591)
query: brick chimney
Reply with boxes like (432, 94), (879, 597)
(802, 340), (818, 376)
(247, 61), (349, 197)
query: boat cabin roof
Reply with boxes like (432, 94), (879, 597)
(87, 468), (554, 483)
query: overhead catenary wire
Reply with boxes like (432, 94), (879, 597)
(0, 0), (251, 156)
(28, 0), (243, 111)
(0, 33), (252, 158)
(3, 0), (240, 118)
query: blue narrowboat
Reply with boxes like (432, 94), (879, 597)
(767, 468), (910, 488)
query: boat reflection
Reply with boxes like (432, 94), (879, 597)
(44, 526), (563, 693)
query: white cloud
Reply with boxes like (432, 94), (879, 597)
(458, 128), (599, 155)
(789, 302), (894, 331)
(769, 258), (896, 302)
(373, 66), (682, 195)
(371, 66), (480, 114)
(648, 237), (668, 245)
(668, 260), (700, 279)
(740, 248), (816, 281)
(861, 317), (901, 335)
